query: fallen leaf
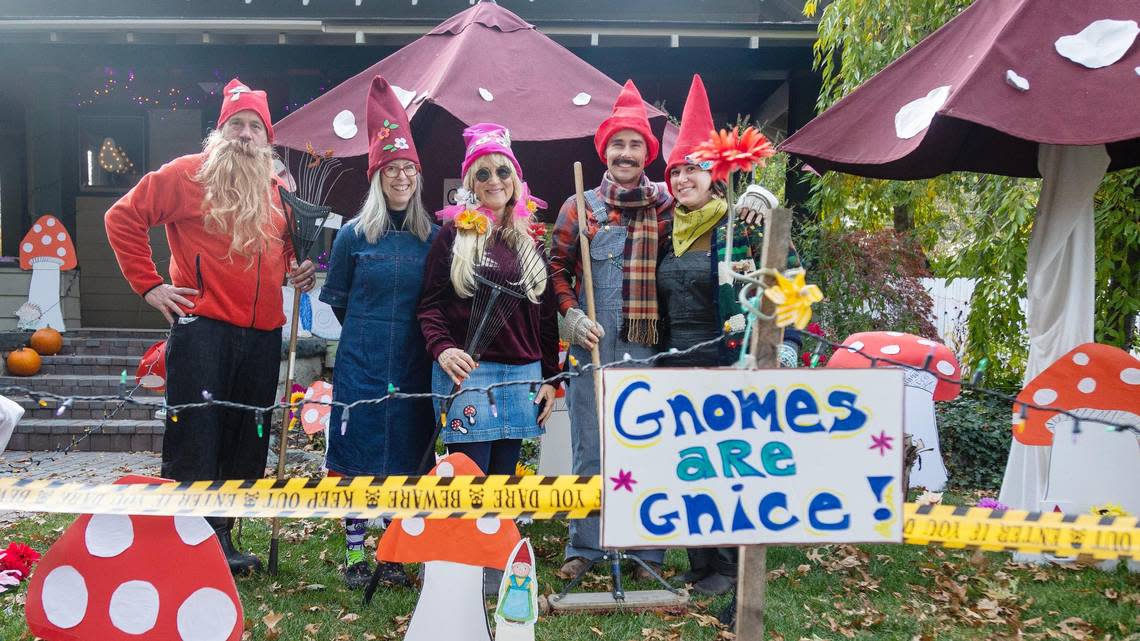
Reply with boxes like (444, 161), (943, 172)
(340, 613), (361, 623)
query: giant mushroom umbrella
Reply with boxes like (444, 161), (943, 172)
(779, 0), (1140, 511)
(272, 1), (674, 217)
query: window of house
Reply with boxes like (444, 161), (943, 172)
(0, 106), (27, 257)
(78, 114), (146, 192)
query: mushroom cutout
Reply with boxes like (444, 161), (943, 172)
(828, 331), (961, 491)
(301, 380), (333, 435)
(493, 538), (538, 641)
(18, 215), (77, 331)
(135, 340), (167, 392)
(1013, 343), (1140, 517)
(25, 475), (243, 641)
(376, 453), (520, 641)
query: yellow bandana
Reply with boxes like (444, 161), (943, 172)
(672, 198), (728, 256)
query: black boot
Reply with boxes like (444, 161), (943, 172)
(208, 517), (262, 575)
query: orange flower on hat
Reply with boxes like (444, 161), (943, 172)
(455, 209), (490, 235)
(690, 126), (775, 183)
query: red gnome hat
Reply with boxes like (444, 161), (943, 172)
(366, 75), (420, 181)
(217, 78), (274, 143)
(511, 543), (532, 566)
(665, 74), (717, 195)
(594, 79), (660, 164)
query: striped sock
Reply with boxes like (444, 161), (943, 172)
(345, 518), (367, 565)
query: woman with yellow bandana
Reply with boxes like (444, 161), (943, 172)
(656, 75), (801, 596)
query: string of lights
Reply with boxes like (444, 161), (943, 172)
(2, 331), (1137, 452)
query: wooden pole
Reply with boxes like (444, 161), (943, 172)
(736, 207), (792, 640)
(573, 162), (603, 378)
(267, 287), (302, 575)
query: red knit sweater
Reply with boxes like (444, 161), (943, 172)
(104, 153), (293, 330)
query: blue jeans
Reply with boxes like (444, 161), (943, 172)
(446, 439), (522, 475)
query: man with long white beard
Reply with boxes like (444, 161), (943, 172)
(105, 78), (315, 574)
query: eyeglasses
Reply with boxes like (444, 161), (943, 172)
(475, 165), (513, 183)
(381, 164), (418, 178)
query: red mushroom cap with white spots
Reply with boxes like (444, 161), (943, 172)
(1013, 343), (1140, 446)
(826, 331), (961, 401)
(19, 215), (77, 271)
(301, 381), (333, 435)
(25, 474), (243, 641)
(376, 453), (521, 569)
(135, 340), (167, 392)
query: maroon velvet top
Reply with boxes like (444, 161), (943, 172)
(417, 223), (560, 380)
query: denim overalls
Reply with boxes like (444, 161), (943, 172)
(564, 191), (665, 564)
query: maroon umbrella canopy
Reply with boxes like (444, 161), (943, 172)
(779, 0), (1140, 180)
(274, 1), (673, 217)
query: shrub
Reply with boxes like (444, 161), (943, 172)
(936, 390), (1013, 491)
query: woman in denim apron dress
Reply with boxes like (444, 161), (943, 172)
(319, 76), (437, 589)
(417, 124), (560, 476)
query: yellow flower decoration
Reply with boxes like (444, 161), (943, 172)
(455, 209), (490, 235)
(526, 199), (538, 214)
(764, 270), (823, 330)
(1090, 503), (1129, 517)
(515, 462), (535, 476)
(287, 390), (306, 431)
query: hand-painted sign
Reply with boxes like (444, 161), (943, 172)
(600, 368), (905, 548)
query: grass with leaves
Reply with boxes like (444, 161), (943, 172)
(2, 492), (1137, 640)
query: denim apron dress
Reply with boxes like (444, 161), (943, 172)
(320, 225), (437, 476)
(564, 192), (665, 563)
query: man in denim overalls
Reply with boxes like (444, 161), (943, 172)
(549, 80), (672, 580)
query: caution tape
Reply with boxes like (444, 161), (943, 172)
(903, 503), (1139, 561)
(1, 477), (1137, 560)
(0, 475), (601, 521)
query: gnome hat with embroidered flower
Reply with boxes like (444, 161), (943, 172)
(367, 75), (420, 181)
(218, 78), (274, 143)
(594, 79), (660, 164)
(664, 74), (717, 195)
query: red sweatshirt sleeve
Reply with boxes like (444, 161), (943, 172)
(416, 224), (461, 360)
(103, 159), (195, 296)
(548, 196), (583, 314)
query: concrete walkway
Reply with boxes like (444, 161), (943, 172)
(0, 450), (161, 524)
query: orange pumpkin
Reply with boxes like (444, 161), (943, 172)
(7, 347), (42, 376)
(30, 327), (63, 356)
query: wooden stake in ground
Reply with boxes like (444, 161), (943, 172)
(737, 207), (792, 640)
(268, 288), (302, 575)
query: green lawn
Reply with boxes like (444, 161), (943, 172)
(2, 495), (1138, 640)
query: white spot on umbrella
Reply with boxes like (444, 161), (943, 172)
(1073, 352), (1090, 365)
(46, 218), (55, 227)
(402, 517), (426, 536)
(894, 85), (951, 140)
(880, 344), (902, 355)
(176, 587), (237, 641)
(1054, 19), (1139, 69)
(436, 461), (455, 477)
(846, 340), (864, 352)
(33, 223), (42, 233)
(478, 87), (494, 102)
(1032, 388), (1058, 405)
(303, 408), (319, 423)
(85, 514), (134, 558)
(41, 565), (88, 629)
(476, 517), (501, 534)
(22, 242), (31, 253)
(1121, 368), (1140, 385)
(174, 516), (214, 546)
(936, 360), (956, 376)
(391, 85), (416, 109)
(572, 92), (592, 106)
(109, 580), (160, 634)
(1077, 377), (1097, 394)
(1005, 69), (1029, 91)
(332, 109), (358, 140)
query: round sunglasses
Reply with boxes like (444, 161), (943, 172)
(475, 165), (513, 183)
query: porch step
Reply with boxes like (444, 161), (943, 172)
(63, 336), (164, 356)
(7, 418), (164, 452)
(12, 396), (160, 421)
(0, 374), (164, 398)
(36, 354), (141, 376)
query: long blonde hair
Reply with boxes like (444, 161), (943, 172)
(353, 171), (432, 243)
(450, 153), (547, 303)
(196, 130), (281, 259)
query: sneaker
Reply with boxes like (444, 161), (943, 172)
(344, 561), (373, 590)
(693, 572), (735, 596)
(376, 561), (411, 587)
(631, 561), (663, 582)
(557, 557), (590, 580)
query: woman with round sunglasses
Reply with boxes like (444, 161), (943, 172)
(417, 123), (559, 477)
(320, 77), (437, 589)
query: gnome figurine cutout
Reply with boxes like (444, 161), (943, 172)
(494, 539), (538, 641)
(376, 454), (521, 641)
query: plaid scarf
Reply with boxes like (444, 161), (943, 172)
(599, 172), (670, 345)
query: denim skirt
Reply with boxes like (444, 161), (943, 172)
(431, 360), (544, 444)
